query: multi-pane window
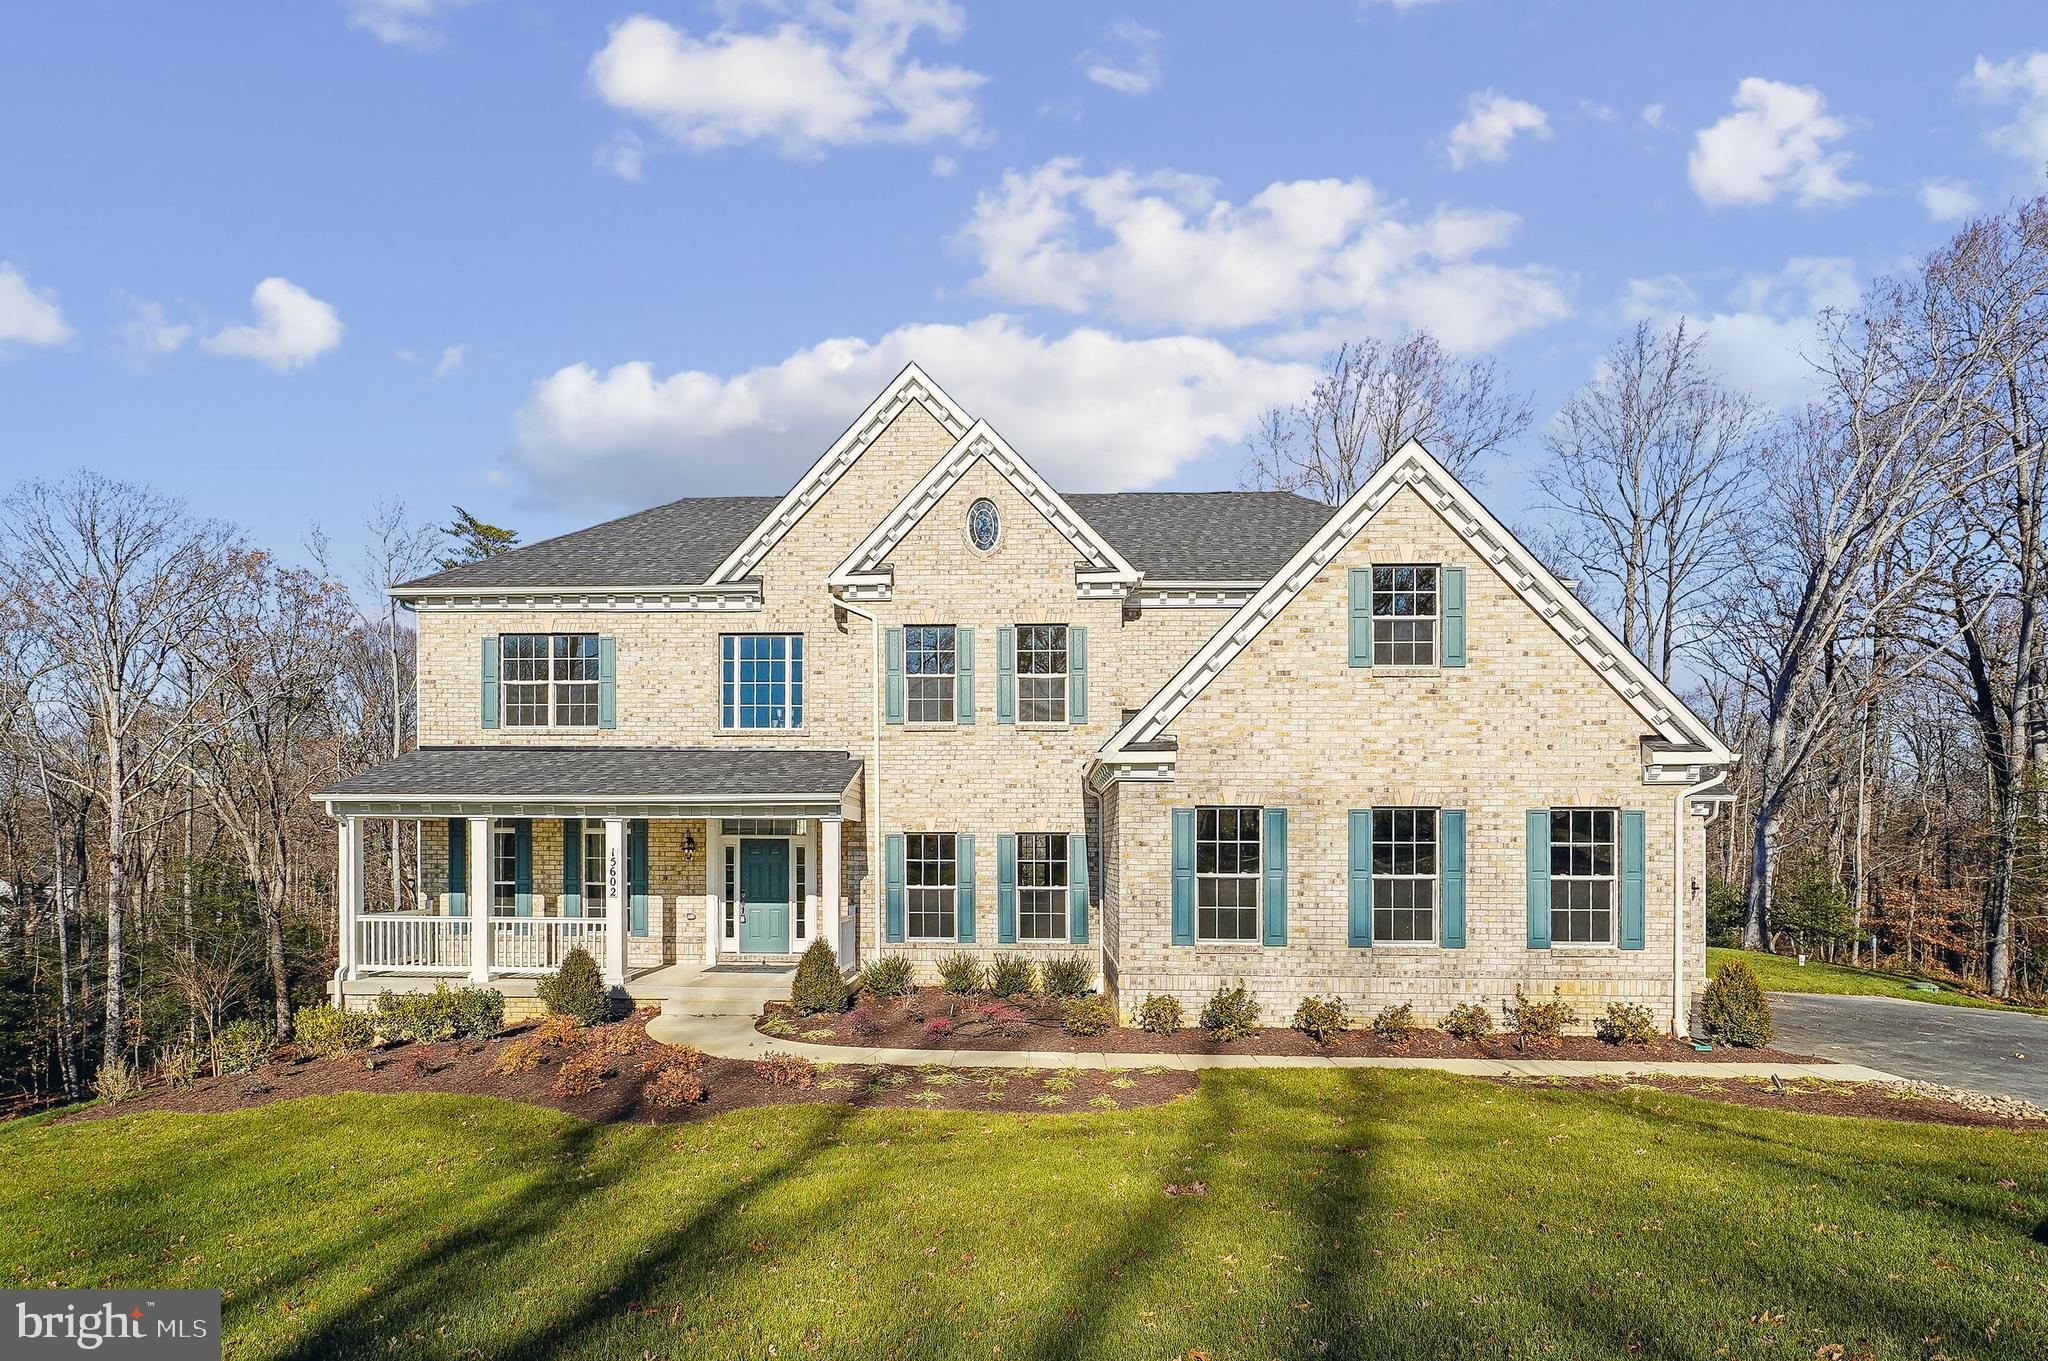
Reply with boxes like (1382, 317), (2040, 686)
(1371, 565), (1438, 666)
(721, 634), (804, 729)
(794, 844), (809, 940)
(1372, 808), (1438, 943)
(1016, 624), (1069, 723)
(1195, 807), (1261, 942)
(905, 832), (957, 940)
(905, 625), (957, 723)
(491, 825), (518, 916)
(581, 824), (607, 917)
(1550, 809), (1616, 944)
(1017, 833), (1069, 942)
(722, 844), (738, 941)
(502, 634), (600, 726)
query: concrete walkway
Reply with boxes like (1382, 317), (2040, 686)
(645, 1012), (1899, 1083)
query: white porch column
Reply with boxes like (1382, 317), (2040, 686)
(338, 816), (364, 981)
(602, 816), (628, 985)
(468, 816), (492, 983)
(821, 817), (843, 961)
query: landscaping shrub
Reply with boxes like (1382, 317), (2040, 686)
(154, 1045), (199, 1088)
(536, 947), (610, 1025)
(856, 954), (914, 999)
(1292, 995), (1349, 1045)
(849, 1001), (881, 1039)
(1134, 993), (1184, 1034)
(936, 952), (985, 995)
(1061, 994), (1116, 1036)
(790, 940), (850, 1014)
(294, 1004), (374, 1060)
(1595, 1001), (1660, 1046)
(213, 1018), (275, 1075)
(644, 1049), (707, 1107)
(923, 1016), (955, 1041)
(582, 1024), (640, 1059)
(1371, 1003), (1418, 1042)
(1509, 990), (1574, 1042)
(447, 985), (505, 1040)
(1442, 1002), (1495, 1040)
(373, 984), (504, 1043)
(533, 1013), (585, 1046)
(92, 1057), (140, 1104)
(1040, 954), (1094, 999)
(759, 1051), (817, 1088)
(970, 1002), (1029, 1037)
(488, 1037), (545, 1075)
(1199, 984), (1260, 1042)
(552, 1050), (612, 1097)
(1700, 959), (1774, 1047)
(988, 954), (1035, 999)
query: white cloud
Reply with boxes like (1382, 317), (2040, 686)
(1688, 77), (1867, 208)
(956, 158), (1569, 352)
(1623, 255), (1860, 407)
(1078, 18), (1162, 96)
(1578, 99), (1615, 122)
(1918, 177), (1982, 222)
(588, 2), (985, 157)
(510, 316), (1313, 508)
(1965, 51), (2048, 163)
(1640, 102), (1668, 131)
(434, 344), (466, 379)
(1445, 90), (1551, 169)
(114, 294), (190, 357)
(0, 264), (72, 347)
(596, 131), (645, 181)
(201, 277), (344, 372)
(343, 0), (476, 51)
(930, 153), (958, 177)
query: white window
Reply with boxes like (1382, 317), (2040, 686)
(1550, 809), (1616, 944)
(721, 634), (803, 730)
(1016, 624), (1069, 723)
(1371, 566), (1438, 666)
(1372, 808), (1437, 943)
(581, 824), (607, 917)
(1017, 833), (1069, 942)
(794, 843), (809, 941)
(906, 832), (957, 940)
(1195, 807), (1260, 942)
(722, 844), (738, 942)
(502, 634), (600, 726)
(905, 625), (957, 723)
(491, 825), (518, 916)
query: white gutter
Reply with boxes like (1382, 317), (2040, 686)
(833, 591), (882, 971)
(1672, 769), (1732, 1036)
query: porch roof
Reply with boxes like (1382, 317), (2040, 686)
(316, 745), (863, 820)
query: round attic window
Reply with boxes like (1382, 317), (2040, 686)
(967, 497), (1001, 552)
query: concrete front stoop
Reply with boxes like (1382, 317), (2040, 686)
(654, 966), (796, 1020)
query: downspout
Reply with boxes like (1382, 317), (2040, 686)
(1672, 768), (1731, 1037)
(834, 593), (882, 972)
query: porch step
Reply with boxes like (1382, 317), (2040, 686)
(654, 967), (794, 1020)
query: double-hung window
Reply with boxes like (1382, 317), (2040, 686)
(905, 833), (957, 940)
(1371, 565), (1438, 665)
(491, 825), (519, 916)
(502, 634), (599, 726)
(1372, 808), (1438, 943)
(1194, 806), (1261, 942)
(905, 625), (957, 723)
(721, 634), (804, 729)
(1550, 808), (1616, 944)
(1016, 624), (1069, 723)
(581, 824), (608, 917)
(1016, 832), (1069, 942)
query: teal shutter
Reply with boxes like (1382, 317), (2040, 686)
(1348, 568), (1373, 668)
(597, 636), (617, 728)
(513, 819), (533, 916)
(1068, 833), (1090, 944)
(1440, 809), (1467, 948)
(884, 629), (904, 725)
(1526, 810), (1551, 949)
(1069, 627), (1088, 722)
(957, 627), (976, 725)
(996, 627), (1016, 724)
(1619, 809), (1646, 950)
(996, 834), (1017, 943)
(446, 817), (467, 917)
(480, 638), (500, 728)
(561, 818), (582, 918)
(1261, 808), (1288, 946)
(1441, 568), (1466, 668)
(884, 834), (905, 942)
(1170, 808), (1195, 946)
(1347, 810), (1372, 947)
(628, 820), (649, 937)
(956, 834), (977, 942)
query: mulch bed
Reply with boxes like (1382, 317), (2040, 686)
(63, 1013), (1194, 1126)
(768, 987), (1818, 1064)
(1516, 1074), (2048, 1133)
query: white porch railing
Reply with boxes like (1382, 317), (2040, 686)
(489, 918), (611, 975)
(356, 914), (471, 973)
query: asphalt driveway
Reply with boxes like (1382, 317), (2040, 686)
(1767, 992), (2048, 1105)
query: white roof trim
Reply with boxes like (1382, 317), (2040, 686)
(705, 363), (973, 585)
(829, 418), (1140, 588)
(1097, 440), (1734, 768)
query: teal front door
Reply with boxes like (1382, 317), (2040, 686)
(739, 839), (791, 954)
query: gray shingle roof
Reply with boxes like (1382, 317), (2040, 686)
(1064, 491), (1334, 580)
(318, 746), (861, 800)
(397, 496), (780, 591)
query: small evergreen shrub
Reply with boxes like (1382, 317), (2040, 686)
(1061, 994), (1116, 1036)
(1371, 1003), (1419, 1043)
(988, 954), (1035, 999)
(760, 1051), (817, 1088)
(552, 1050), (612, 1097)
(1199, 984), (1260, 1042)
(1509, 990), (1574, 1042)
(1292, 995), (1349, 1045)
(154, 1045), (200, 1088)
(1134, 993), (1184, 1034)
(213, 1018), (275, 1075)
(856, 954), (914, 999)
(373, 984), (504, 1043)
(936, 952), (985, 994)
(1040, 954), (1094, 999)
(447, 985), (505, 1040)
(1700, 959), (1774, 1047)
(1442, 1003), (1495, 1041)
(92, 1057), (140, 1104)
(295, 1004), (374, 1060)
(790, 940), (851, 1014)
(1594, 1001), (1660, 1046)
(536, 947), (610, 1025)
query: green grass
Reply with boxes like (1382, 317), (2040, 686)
(2, 1075), (2044, 1359)
(1709, 946), (2048, 1016)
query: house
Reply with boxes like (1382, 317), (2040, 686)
(318, 364), (1733, 1032)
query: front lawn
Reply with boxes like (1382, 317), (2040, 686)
(4, 1073), (2044, 1358)
(1709, 946), (2048, 1016)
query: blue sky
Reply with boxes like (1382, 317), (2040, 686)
(3, 1), (2045, 571)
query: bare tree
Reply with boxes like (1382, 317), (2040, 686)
(1243, 333), (1533, 503)
(359, 502), (437, 911)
